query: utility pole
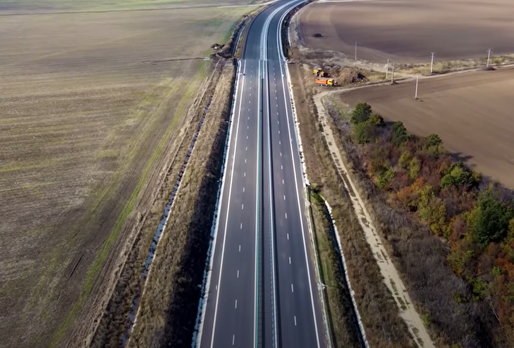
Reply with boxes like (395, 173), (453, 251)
(354, 42), (357, 61)
(391, 62), (395, 84)
(414, 75), (419, 99)
(430, 52), (435, 74)
(487, 48), (492, 67)
(386, 59), (390, 79)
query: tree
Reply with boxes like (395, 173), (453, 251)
(369, 113), (384, 126)
(377, 167), (395, 189)
(398, 151), (411, 170)
(467, 189), (514, 246)
(426, 134), (442, 148)
(409, 157), (420, 179)
(418, 185), (447, 236)
(441, 162), (480, 189)
(352, 121), (373, 144)
(391, 121), (410, 146)
(351, 102), (372, 124)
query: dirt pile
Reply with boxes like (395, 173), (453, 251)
(333, 66), (367, 84)
(313, 64), (367, 85)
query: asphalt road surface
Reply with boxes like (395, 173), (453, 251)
(198, 1), (326, 347)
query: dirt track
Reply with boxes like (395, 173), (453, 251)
(299, 0), (514, 64)
(338, 68), (514, 189)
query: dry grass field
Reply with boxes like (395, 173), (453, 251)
(0, 0), (253, 14)
(338, 68), (514, 189)
(0, 3), (251, 347)
(299, 0), (514, 64)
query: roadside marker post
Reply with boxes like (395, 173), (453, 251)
(385, 59), (389, 79)
(391, 62), (395, 84)
(430, 52), (435, 74)
(487, 48), (492, 67)
(414, 75), (419, 99)
(354, 42), (357, 61)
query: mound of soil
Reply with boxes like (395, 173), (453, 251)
(322, 64), (367, 84)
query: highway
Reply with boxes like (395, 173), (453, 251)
(197, 1), (327, 347)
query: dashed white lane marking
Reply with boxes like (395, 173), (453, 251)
(280, 152), (282, 157)
(277, 121), (279, 124)
(281, 165), (283, 170)
(294, 316), (297, 326)
(237, 270), (239, 278)
(232, 334), (235, 345)
(282, 179), (284, 184)
(242, 204), (244, 209)
(287, 233), (289, 240)
(291, 284), (294, 293)
(245, 158), (247, 163)
(239, 245), (241, 252)
(243, 187), (245, 192)
(240, 223), (243, 229)
(283, 195), (286, 200)
(246, 147), (248, 151)
(278, 130), (280, 134)
(247, 135), (248, 139)
(247, 126), (249, 129)
(285, 213), (288, 219)
(277, 112), (279, 115)
(235, 300), (238, 309)
(289, 257), (291, 264)
(248, 108), (250, 112)
(279, 140), (281, 145)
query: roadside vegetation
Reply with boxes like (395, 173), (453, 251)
(90, 9), (249, 346)
(126, 61), (236, 348)
(287, 61), (414, 347)
(308, 188), (363, 348)
(326, 100), (512, 347)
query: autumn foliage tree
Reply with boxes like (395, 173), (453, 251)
(347, 102), (514, 344)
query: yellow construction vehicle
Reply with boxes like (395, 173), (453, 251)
(312, 68), (328, 77)
(316, 78), (337, 87)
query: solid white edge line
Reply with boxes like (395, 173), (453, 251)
(254, 57), (261, 348)
(276, 3), (322, 347)
(195, 60), (242, 348)
(208, 59), (247, 348)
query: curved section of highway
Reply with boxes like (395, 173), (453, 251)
(197, 1), (327, 347)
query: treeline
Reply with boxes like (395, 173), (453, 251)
(348, 102), (514, 346)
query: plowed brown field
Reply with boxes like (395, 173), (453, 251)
(338, 68), (514, 189)
(300, 0), (514, 64)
